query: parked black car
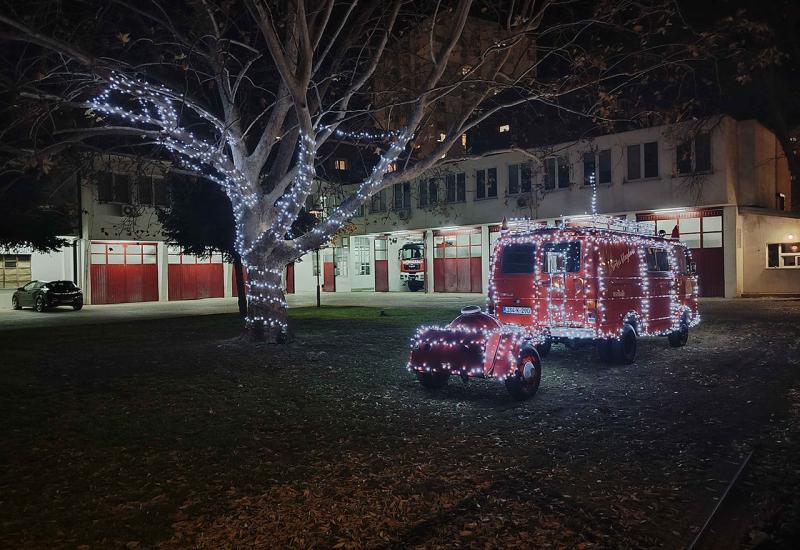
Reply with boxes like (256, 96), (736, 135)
(11, 280), (83, 312)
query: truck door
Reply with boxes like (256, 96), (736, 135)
(541, 241), (581, 326)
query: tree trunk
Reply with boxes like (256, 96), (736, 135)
(243, 261), (292, 343)
(233, 255), (247, 318)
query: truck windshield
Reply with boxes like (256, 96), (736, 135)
(401, 247), (422, 260)
(542, 241), (581, 273)
(501, 243), (536, 274)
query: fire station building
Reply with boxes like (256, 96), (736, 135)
(5, 116), (799, 302)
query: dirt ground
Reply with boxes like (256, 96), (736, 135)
(1, 299), (798, 549)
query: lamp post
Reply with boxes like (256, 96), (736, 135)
(309, 203), (324, 308)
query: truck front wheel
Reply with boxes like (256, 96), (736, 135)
(407, 280), (424, 292)
(668, 318), (689, 347)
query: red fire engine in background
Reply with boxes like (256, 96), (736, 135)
(407, 216), (700, 400)
(399, 242), (425, 291)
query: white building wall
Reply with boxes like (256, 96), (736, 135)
(739, 209), (800, 295)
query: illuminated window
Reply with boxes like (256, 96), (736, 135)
(767, 242), (800, 269)
(387, 162), (396, 173)
(438, 133), (446, 142)
(461, 134), (467, 147)
(499, 124), (510, 133)
(461, 65), (472, 76)
(334, 159), (348, 171)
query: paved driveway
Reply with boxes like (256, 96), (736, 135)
(0, 292), (487, 331)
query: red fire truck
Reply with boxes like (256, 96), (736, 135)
(407, 217), (699, 400)
(399, 242), (425, 291)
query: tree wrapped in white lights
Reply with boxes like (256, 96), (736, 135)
(0, 0), (726, 342)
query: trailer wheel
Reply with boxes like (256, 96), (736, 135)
(408, 280), (424, 292)
(612, 324), (637, 364)
(668, 316), (689, 347)
(535, 338), (552, 358)
(505, 347), (541, 400)
(417, 370), (449, 389)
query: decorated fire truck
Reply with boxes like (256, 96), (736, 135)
(399, 241), (425, 291)
(407, 216), (700, 400)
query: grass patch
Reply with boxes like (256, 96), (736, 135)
(1, 301), (799, 548)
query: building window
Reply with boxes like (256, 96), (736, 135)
(499, 124), (510, 133)
(476, 168), (497, 199)
(374, 238), (388, 261)
(353, 237), (371, 275)
(446, 172), (466, 203)
(370, 188), (386, 213)
(583, 150), (612, 185)
(0, 254), (32, 288)
(438, 132), (446, 142)
(627, 142), (659, 180)
(419, 178), (438, 207)
(136, 176), (154, 205)
(334, 159), (348, 171)
(461, 133), (468, 148)
(393, 182), (411, 210)
(508, 163), (533, 194)
(543, 157), (569, 190)
(387, 162), (396, 173)
(335, 238), (349, 276)
(97, 172), (133, 203)
(677, 132), (712, 175)
(767, 242), (800, 268)
(777, 193), (786, 211)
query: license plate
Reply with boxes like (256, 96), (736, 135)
(502, 306), (532, 315)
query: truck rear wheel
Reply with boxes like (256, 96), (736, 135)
(407, 280), (424, 292)
(668, 318), (689, 347)
(505, 347), (541, 400)
(612, 324), (637, 364)
(417, 370), (449, 389)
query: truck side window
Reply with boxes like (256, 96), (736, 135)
(501, 243), (536, 274)
(542, 241), (580, 273)
(645, 247), (670, 271)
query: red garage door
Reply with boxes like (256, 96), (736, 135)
(433, 229), (482, 293)
(637, 209), (725, 297)
(168, 248), (224, 301)
(374, 237), (389, 292)
(90, 241), (158, 304)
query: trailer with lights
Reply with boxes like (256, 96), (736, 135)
(407, 305), (546, 400)
(488, 216), (700, 363)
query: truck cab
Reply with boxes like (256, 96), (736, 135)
(399, 242), (425, 291)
